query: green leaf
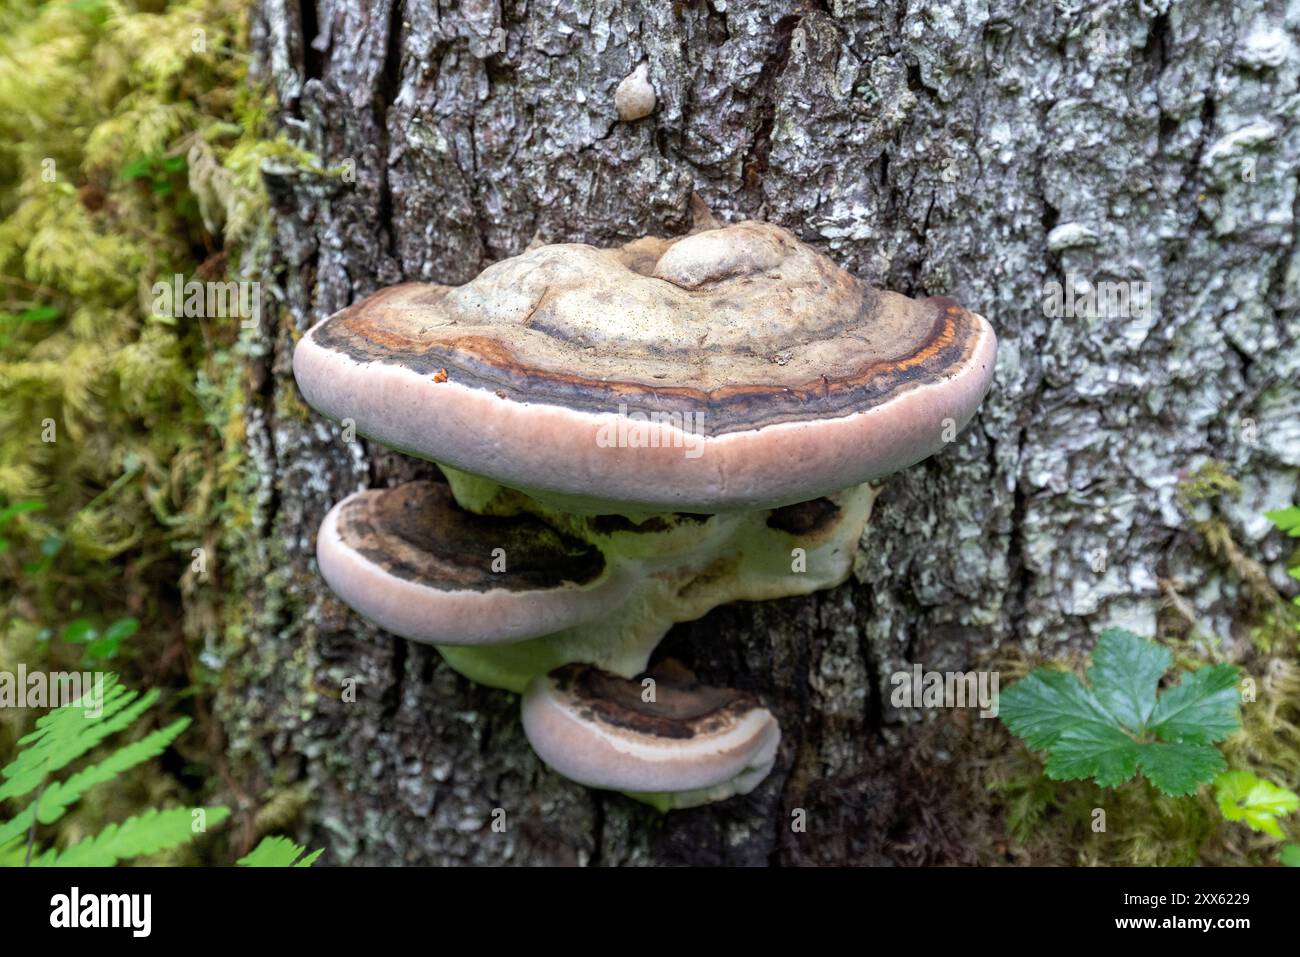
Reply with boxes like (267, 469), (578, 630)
(0, 839), (28, 867)
(1137, 743), (1226, 797)
(0, 673), (223, 868)
(61, 618), (97, 644)
(999, 632), (1241, 796)
(102, 617), (140, 643)
(1087, 629), (1170, 730)
(38, 806), (229, 866)
(16, 306), (59, 323)
(0, 718), (190, 847)
(120, 156), (154, 180)
(237, 835), (324, 868)
(1149, 664), (1241, 744)
(1041, 723), (1140, 788)
(1265, 506), (1300, 537)
(81, 617), (138, 664)
(0, 676), (158, 803)
(1282, 844), (1300, 867)
(995, 668), (1120, 751)
(0, 500), (46, 526)
(82, 639), (117, 664)
(1215, 771), (1300, 839)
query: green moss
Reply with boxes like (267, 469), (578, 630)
(1173, 464), (1300, 651)
(1176, 459), (1241, 510)
(0, 0), (304, 859)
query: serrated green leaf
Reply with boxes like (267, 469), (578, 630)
(1215, 771), (1300, 838)
(38, 806), (229, 866)
(997, 668), (1121, 750)
(1086, 629), (1170, 730)
(1137, 743), (1226, 797)
(1149, 664), (1241, 744)
(999, 633), (1242, 796)
(1041, 723), (1140, 787)
(237, 835), (323, 868)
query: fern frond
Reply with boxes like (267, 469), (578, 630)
(36, 806), (230, 867)
(0, 676), (158, 802)
(0, 717), (190, 847)
(0, 839), (27, 867)
(236, 835), (323, 868)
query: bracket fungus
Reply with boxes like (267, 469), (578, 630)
(522, 660), (781, 811)
(294, 218), (996, 810)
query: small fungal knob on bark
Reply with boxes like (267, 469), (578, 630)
(614, 63), (656, 122)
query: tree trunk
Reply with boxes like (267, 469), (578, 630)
(218, 0), (1300, 864)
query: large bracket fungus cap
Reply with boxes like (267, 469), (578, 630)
(293, 221), (997, 513)
(522, 660), (781, 810)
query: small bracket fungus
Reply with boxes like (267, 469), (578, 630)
(294, 219), (996, 810)
(522, 661), (781, 812)
(614, 63), (656, 122)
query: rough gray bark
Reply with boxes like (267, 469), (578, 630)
(219, 0), (1300, 864)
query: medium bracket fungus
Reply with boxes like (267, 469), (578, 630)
(294, 217), (996, 810)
